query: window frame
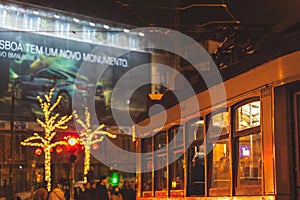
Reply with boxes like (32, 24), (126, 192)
(233, 97), (261, 133)
(185, 117), (206, 197)
(141, 136), (154, 196)
(206, 109), (231, 197)
(168, 125), (184, 197)
(154, 131), (168, 197)
(232, 97), (262, 196)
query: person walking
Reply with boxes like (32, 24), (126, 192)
(35, 182), (48, 200)
(48, 184), (65, 200)
(110, 186), (123, 200)
(120, 180), (135, 200)
(89, 181), (98, 198)
(78, 182), (92, 200)
(95, 176), (109, 200)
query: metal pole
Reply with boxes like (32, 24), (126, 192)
(31, 160), (36, 200)
(70, 161), (75, 200)
(9, 89), (14, 186)
(69, 154), (76, 200)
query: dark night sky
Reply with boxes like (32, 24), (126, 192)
(13, 0), (300, 33)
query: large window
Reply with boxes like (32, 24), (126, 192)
(55, 20), (70, 37)
(207, 111), (230, 196)
(168, 126), (184, 194)
(209, 138), (230, 188)
(141, 137), (153, 194)
(236, 101), (260, 131)
(82, 26), (96, 41)
(186, 118), (205, 196)
(0, 2), (149, 51)
(154, 131), (167, 194)
(129, 37), (138, 49)
(23, 13), (40, 31)
(3, 9), (21, 29)
(234, 100), (262, 195)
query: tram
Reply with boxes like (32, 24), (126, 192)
(134, 27), (300, 199)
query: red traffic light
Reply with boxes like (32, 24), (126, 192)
(67, 137), (77, 146)
(64, 135), (79, 152)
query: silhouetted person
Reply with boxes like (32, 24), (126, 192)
(192, 157), (204, 195)
(110, 186), (123, 200)
(96, 176), (109, 200)
(89, 181), (97, 198)
(79, 182), (92, 200)
(48, 184), (65, 200)
(36, 182), (48, 200)
(120, 180), (135, 200)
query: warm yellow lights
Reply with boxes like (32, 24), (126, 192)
(131, 125), (136, 142)
(148, 93), (164, 101)
(21, 88), (72, 191)
(73, 107), (116, 183)
(171, 180), (177, 189)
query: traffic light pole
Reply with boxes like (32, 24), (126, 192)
(70, 161), (75, 200)
(9, 89), (14, 186)
(66, 135), (78, 200)
(69, 153), (76, 200)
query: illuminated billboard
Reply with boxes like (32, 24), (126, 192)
(0, 27), (151, 123)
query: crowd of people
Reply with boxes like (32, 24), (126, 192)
(35, 176), (136, 200)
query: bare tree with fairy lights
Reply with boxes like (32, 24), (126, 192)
(21, 88), (73, 191)
(73, 107), (116, 183)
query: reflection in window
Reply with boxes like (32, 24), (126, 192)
(234, 100), (261, 195)
(141, 137), (152, 192)
(3, 10), (19, 28)
(155, 155), (167, 191)
(170, 153), (184, 190)
(0, 3), (148, 51)
(236, 101), (260, 131)
(188, 119), (204, 141)
(155, 132), (167, 191)
(110, 34), (117, 45)
(209, 138), (230, 188)
(208, 111), (230, 138)
(169, 127), (183, 148)
(129, 37), (138, 48)
(82, 26), (95, 40)
(23, 14), (40, 31)
(155, 131), (166, 150)
(189, 145), (205, 195)
(169, 127), (184, 190)
(55, 20), (70, 37)
(236, 133), (262, 187)
(70, 23), (82, 39)
(186, 119), (205, 195)
(1, 8), (7, 26)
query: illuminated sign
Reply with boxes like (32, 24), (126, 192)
(0, 27), (151, 122)
(239, 145), (250, 157)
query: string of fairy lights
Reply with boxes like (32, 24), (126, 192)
(74, 107), (116, 183)
(21, 88), (115, 191)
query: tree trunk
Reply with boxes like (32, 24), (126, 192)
(84, 147), (91, 183)
(44, 147), (51, 191)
